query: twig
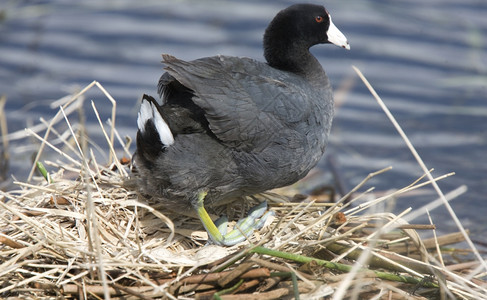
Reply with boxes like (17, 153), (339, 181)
(388, 231), (469, 255)
(219, 287), (289, 300)
(110, 283), (154, 300)
(342, 223), (436, 230)
(0, 268), (58, 294)
(325, 242), (434, 274)
(0, 234), (25, 249)
(251, 258), (311, 279)
(217, 262), (255, 287)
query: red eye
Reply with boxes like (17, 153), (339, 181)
(315, 16), (324, 23)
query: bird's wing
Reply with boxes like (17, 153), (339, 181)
(160, 54), (312, 151)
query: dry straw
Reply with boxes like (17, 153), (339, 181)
(0, 74), (486, 299)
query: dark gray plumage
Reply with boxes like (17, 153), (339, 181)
(133, 4), (349, 245)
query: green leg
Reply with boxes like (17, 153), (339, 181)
(194, 191), (273, 246)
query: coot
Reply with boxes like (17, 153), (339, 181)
(133, 3), (349, 246)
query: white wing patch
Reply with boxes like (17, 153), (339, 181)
(137, 99), (174, 147)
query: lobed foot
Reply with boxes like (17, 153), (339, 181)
(195, 192), (274, 246)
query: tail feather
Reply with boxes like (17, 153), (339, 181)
(136, 94), (174, 163)
(137, 94), (174, 147)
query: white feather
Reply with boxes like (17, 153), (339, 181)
(137, 100), (152, 132)
(151, 102), (174, 146)
(137, 99), (174, 146)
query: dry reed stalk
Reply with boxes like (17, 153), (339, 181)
(0, 95), (9, 182)
(353, 66), (486, 272)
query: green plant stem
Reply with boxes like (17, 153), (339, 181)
(213, 279), (244, 300)
(250, 246), (438, 288)
(36, 161), (51, 183)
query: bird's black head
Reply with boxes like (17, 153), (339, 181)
(263, 4), (349, 71)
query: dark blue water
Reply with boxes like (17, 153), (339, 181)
(1, 0), (486, 240)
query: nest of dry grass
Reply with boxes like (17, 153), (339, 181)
(1, 78), (486, 299)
